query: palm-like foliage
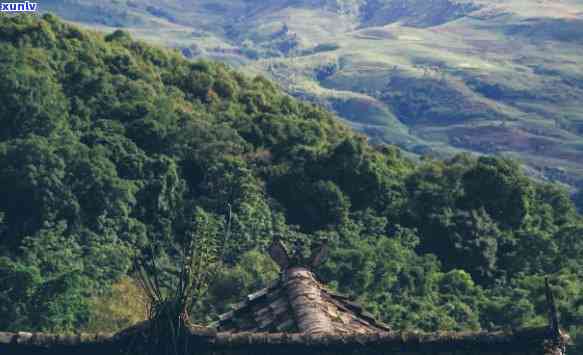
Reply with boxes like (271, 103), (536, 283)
(135, 208), (220, 355)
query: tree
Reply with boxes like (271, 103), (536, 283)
(462, 157), (535, 229)
(427, 208), (500, 283)
(0, 54), (69, 140)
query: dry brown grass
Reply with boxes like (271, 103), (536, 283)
(83, 276), (149, 333)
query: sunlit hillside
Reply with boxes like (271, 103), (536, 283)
(40, 1), (583, 189)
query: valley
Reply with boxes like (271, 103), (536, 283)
(42, 0), (583, 188)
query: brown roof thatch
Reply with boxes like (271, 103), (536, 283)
(214, 267), (391, 335)
(0, 325), (571, 355)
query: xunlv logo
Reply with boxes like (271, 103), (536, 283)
(1, 1), (38, 12)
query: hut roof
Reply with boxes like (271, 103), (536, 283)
(212, 238), (393, 335)
(213, 270), (391, 334)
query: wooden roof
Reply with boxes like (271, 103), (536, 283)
(213, 238), (391, 335)
(0, 326), (571, 355)
(214, 268), (391, 334)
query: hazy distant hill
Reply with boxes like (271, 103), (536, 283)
(42, 0), (583, 188)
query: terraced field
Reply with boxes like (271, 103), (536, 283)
(42, 0), (583, 188)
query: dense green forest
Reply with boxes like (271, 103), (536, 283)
(0, 14), (581, 353)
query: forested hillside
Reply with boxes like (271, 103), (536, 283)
(0, 14), (581, 353)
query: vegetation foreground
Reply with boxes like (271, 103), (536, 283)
(0, 14), (581, 353)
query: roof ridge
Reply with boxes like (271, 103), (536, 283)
(0, 326), (568, 351)
(284, 267), (334, 335)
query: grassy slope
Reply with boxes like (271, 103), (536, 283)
(41, 0), (583, 187)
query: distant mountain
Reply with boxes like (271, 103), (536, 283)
(42, 0), (583, 188)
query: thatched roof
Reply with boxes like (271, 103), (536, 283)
(214, 267), (391, 334)
(0, 326), (571, 355)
